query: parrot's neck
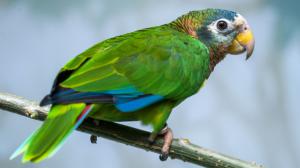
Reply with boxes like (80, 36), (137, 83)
(208, 46), (227, 72)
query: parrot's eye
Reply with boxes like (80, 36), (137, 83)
(216, 20), (228, 31)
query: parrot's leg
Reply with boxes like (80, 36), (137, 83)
(148, 124), (173, 161)
(90, 119), (100, 144)
(159, 124), (173, 161)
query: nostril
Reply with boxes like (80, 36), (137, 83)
(244, 27), (248, 30)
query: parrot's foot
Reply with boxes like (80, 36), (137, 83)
(90, 135), (98, 144)
(159, 126), (173, 161)
(148, 124), (173, 161)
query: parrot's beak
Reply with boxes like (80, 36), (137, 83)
(228, 24), (255, 60)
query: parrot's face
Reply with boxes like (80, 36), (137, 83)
(197, 10), (255, 59)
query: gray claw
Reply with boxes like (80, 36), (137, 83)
(159, 152), (169, 161)
(90, 135), (97, 144)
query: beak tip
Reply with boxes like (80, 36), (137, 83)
(245, 38), (255, 60)
(245, 48), (254, 60)
(246, 54), (251, 60)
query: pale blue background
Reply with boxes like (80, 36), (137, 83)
(0, 0), (299, 168)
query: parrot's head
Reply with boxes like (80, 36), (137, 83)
(172, 9), (255, 65)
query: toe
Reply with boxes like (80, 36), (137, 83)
(159, 152), (169, 161)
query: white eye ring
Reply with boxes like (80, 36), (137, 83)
(214, 19), (232, 32)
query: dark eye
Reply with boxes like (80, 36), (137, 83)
(217, 20), (228, 31)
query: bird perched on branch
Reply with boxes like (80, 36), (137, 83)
(11, 8), (254, 163)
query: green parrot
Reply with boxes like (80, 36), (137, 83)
(11, 8), (254, 163)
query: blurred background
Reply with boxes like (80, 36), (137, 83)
(0, 0), (299, 168)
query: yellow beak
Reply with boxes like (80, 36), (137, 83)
(228, 26), (255, 60)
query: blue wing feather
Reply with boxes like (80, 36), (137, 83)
(42, 86), (164, 112)
(115, 95), (164, 112)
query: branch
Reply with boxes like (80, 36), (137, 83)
(0, 92), (263, 168)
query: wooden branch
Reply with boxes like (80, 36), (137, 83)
(0, 92), (263, 168)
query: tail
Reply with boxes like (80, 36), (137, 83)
(10, 103), (93, 163)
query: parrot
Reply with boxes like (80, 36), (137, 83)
(10, 8), (255, 163)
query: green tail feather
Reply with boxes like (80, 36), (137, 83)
(10, 103), (89, 163)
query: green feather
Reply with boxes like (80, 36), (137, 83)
(61, 25), (210, 99)
(12, 104), (86, 163)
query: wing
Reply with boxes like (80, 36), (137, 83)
(42, 26), (210, 112)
